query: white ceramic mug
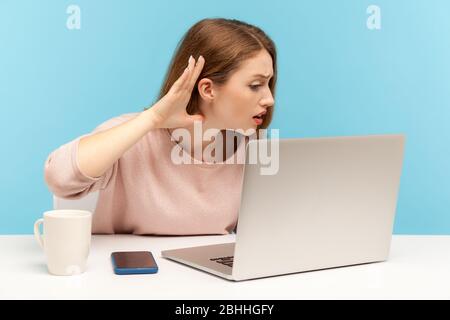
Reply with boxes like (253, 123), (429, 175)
(34, 209), (92, 276)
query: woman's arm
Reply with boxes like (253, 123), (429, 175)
(44, 55), (205, 198)
(77, 109), (160, 178)
(77, 55), (205, 179)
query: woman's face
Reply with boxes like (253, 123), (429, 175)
(198, 49), (275, 133)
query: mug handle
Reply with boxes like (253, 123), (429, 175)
(34, 218), (44, 249)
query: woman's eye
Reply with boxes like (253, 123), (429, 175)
(249, 84), (261, 91)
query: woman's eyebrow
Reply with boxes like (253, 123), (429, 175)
(251, 73), (273, 79)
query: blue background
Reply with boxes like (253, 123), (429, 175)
(1, 0), (449, 234)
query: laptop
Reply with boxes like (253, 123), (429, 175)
(161, 134), (405, 281)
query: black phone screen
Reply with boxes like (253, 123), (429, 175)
(111, 251), (157, 269)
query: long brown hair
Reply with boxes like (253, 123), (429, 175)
(146, 18), (277, 130)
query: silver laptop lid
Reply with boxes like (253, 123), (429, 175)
(232, 134), (405, 281)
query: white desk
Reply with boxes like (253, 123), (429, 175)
(1, 234), (449, 299)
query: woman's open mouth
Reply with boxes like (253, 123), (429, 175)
(252, 110), (266, 125)
(253, 116), (263, 125)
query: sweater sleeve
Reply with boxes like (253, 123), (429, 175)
(44, 115), (132, 199)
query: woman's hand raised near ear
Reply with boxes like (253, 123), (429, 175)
(75, 56), (206, 179)
(148, 55), (206, 129)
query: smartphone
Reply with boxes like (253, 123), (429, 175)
(111, 251), (158, 275)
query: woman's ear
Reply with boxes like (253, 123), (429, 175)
(197, 78), (215, 102)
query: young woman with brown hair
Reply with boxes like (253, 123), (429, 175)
(44, 18), (277, 235)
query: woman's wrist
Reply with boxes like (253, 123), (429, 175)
(141, 107), (163, 130)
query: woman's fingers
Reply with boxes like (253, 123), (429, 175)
(183, 55), (197, 90)
(171, 66), (190, 92)
(171, 56), (195, 92)
(169, 55), (205, 97)
(187, 55), (205, 90)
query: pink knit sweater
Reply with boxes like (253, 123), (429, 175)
(44, 113), (246, 235)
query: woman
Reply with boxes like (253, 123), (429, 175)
(44, 18), (277, 235)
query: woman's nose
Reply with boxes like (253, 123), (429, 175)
(262, 91), (274, 107)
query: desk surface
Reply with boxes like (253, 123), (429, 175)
(1, 234), (449, 299)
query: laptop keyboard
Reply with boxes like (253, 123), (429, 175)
(210, 256), (234, 267)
